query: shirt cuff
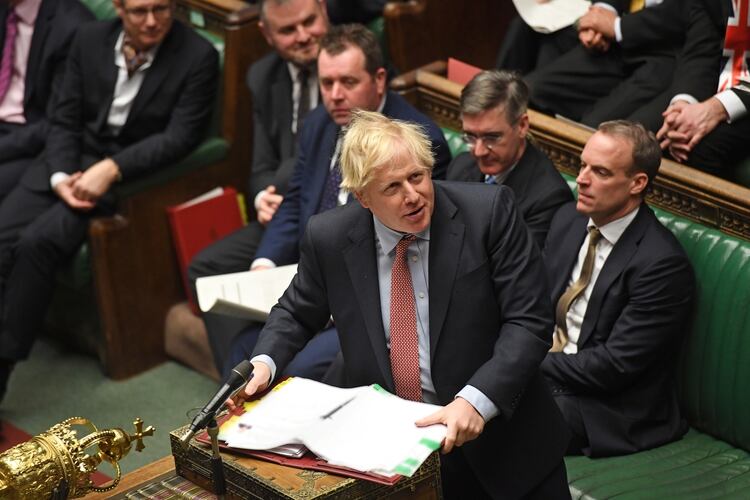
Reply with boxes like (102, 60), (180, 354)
(670, 93), (699, 106)
(250, 354), (277, 384)
(251, 258), (277, 270)
(254, 189), (267, 211)
(715, 90), (747, 123)
(50, 172), (70, 190)
(456, 385), (499, 423)
(614, 16), (623, 42)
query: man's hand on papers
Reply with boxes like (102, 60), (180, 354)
(415, 397), (484, 454)
(53, 172), (96, 211)
(257, 185), (284, 225)
(657, 98), (728, 162)
(226, 361), (272, 410)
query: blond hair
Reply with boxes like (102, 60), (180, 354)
(340, 110), (434, 192)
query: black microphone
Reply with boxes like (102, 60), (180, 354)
(180, 360), (253, 447)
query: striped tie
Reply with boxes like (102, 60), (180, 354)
(552, 227), (602, 351)
(0, 11), (19, 103)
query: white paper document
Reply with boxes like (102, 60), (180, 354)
(195, 264), (297, 321)
(513, 0), (590, 33)
(219, 378), (447, 477)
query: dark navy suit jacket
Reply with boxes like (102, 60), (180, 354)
(254, 182), (569, 498)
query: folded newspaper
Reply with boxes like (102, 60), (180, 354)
(513, 0), (590, 33)
(218, 378), (447, 478)
(195, 264), (297, 321)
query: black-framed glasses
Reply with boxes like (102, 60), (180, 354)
(462, 132), (505, 150)
(124, 3), (172, 21)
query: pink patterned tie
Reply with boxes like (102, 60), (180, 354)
(389, 234), (422, 401)
(0, 11), (19, 103)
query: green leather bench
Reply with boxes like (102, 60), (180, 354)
(440, 127), (750, 499)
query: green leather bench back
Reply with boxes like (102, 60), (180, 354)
(655, 210), (750, 452)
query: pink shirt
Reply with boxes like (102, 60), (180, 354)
(0, 0), (43, 124)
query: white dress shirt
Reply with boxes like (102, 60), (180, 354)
(562, 207), (639, 354)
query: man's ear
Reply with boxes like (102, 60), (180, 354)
(630, 171), (649, 196)
(113, 0), (124, 17)
(354, 190), (369, 208)
(258, 20), (274, 47)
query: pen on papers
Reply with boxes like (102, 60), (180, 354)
(321, 397), (355, 419)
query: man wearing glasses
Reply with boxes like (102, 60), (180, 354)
(447, 70), (572, 248)
(0, 0), (218, 402)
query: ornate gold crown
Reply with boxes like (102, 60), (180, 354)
(0, 417), (154, 499)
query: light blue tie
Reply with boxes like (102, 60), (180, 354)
(484, 176), (497, 185)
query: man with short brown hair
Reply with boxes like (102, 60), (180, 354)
(542, 120), (694, 456)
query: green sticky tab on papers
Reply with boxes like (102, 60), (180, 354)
(419, 438), (441, 450)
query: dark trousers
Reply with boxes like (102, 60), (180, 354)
(496, 18), (579, 75)
(440, 447), (570, 500)
(0, 122), (35, 202)
(225, 323), (340, 382)
(187, 221), (266, 372)
(526, 46), (675, 129)
(688, 117), (750, 177)
(0, 181), (113, 361)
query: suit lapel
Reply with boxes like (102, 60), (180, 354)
(577, 205), (650, 347)
(273, 65), (294, 156)
(95, 23), (121, 131)
(428, 185), (464, 356)
(342, 210), (395, 391)
(551, 213), (588, 301)
(24, 0), (54, 105)
(125, 24), (181, 127)
(307, 120), (339, 214)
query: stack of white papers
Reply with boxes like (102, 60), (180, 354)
(513, 0), (590, 33)
(196, 264), (298, 321)
(218, 378), (447, 477)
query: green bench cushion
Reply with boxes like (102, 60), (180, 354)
(565, 429), (750, 499)
(442, 127), (468, 158)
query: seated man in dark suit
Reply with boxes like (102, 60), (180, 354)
(0, 0), (219, 401)
(233, 110), (570, 499)
(447, 70), (572, 247)
(542, 120), (694, 457)
(0, 0), (94, 199)
(526, 0), (686, 131)
(656, 0), (750, 177)
(220, 24), (452, 380)
(186, 0), (330, 372)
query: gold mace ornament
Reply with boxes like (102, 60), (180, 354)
(0, 417), (154, 499)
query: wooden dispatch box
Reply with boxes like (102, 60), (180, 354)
(170, 425), (443, 499)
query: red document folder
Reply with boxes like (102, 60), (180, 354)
(446, 57), (482, 86)
(167, 187), (245, 313)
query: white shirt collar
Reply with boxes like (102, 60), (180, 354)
(588, 205), (640, 246)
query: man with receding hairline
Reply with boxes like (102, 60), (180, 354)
(542, 120), (694, 456)
(447, 70), (571, 247)
(186, 0), (330, 372)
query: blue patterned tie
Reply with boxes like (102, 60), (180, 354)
(317, 160), (342, 213)
(485, 175), (497, 185)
